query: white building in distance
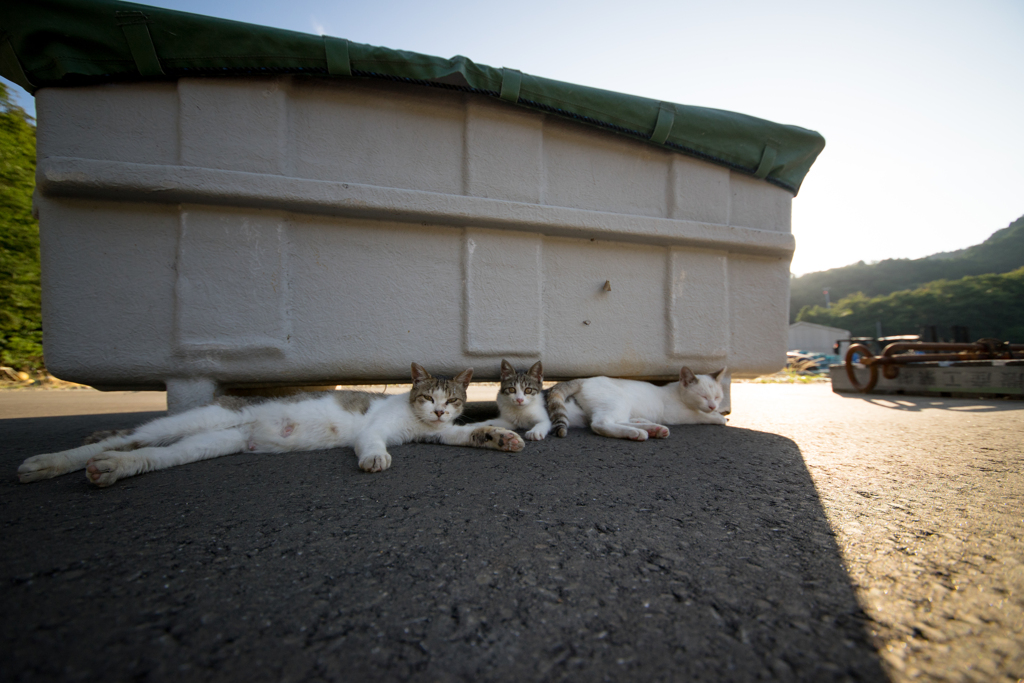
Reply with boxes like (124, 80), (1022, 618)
(789, 321), (851, 356)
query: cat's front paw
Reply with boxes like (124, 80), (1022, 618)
(18, 453), (70, 483)
(496, 429), (525, 452)
(359, 452), (392, 473)
(525, 426), (547, 441)
(472, 427), (525, 452)
(709, 413), (728, 425)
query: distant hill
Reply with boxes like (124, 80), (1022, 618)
(790, 215), (1024, 321)
(796, 267), (1024, 342)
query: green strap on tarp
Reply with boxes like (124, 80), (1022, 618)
(500, 68), (522, 104)
(323, 36), (351, 77)
(650, 102), (675, 145)
(0, 0), (825, 195)
(115, 10), (164, 77)
(754, 145), (778, 180)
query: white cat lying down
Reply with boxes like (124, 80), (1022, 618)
(547, 367), (728, 440)
(18, 363), (524, 486)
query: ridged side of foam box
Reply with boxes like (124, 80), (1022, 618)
(36, 77), (795, 411)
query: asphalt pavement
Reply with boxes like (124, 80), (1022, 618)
(1, 383), (1021, 682)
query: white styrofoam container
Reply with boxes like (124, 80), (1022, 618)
(35, 77), (796, 412)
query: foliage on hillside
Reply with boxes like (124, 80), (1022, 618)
(796, 267), (1024, 341)
(790, 215), (1024, 321)
(0, 82), (42, 371)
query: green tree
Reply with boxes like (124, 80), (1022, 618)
(796, 267), (1024, 341)
(0, 81), (42, 371)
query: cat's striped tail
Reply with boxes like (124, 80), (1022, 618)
(546, 379), (584, 438)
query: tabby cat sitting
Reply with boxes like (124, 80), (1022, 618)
(487, 359), (552, 441)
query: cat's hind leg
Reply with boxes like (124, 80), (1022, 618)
(85, 427), (249, 487)
(590, 417), (649, 441)
(19, 404), (248, 483)
(128, 404), (247, 447)
(628, 418), (671, 438)
(18, 433), (136, 483)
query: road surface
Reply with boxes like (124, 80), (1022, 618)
(1, 383), (1021, 681)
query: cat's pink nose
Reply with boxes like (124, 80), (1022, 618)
(434, 410), (445, 418)
(516, 398), (524, 404)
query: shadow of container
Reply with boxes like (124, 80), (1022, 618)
(1, 414), (886, 681)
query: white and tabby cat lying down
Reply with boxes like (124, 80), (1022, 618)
(545, 366), (728, 440)
(17, 363), (524, 486)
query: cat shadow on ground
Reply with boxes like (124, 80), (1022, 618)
(2, 413), (888, 682)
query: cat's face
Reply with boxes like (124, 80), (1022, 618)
(497, 360), (543, 409)
(409, 363), (471, 426)
(678, 367), (725, 414)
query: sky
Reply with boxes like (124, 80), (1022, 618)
(4, 0), (1022, 276)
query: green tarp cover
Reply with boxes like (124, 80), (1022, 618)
(1, 0), (825, 194)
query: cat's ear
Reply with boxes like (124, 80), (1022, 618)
(411, 363), (431, 383)
(500, 359), (515, 380)
(527, 361), (543, 382)
(711, 367), (727, 383)
(679, 367), (698, 386)
(454, 368), (474, 389)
